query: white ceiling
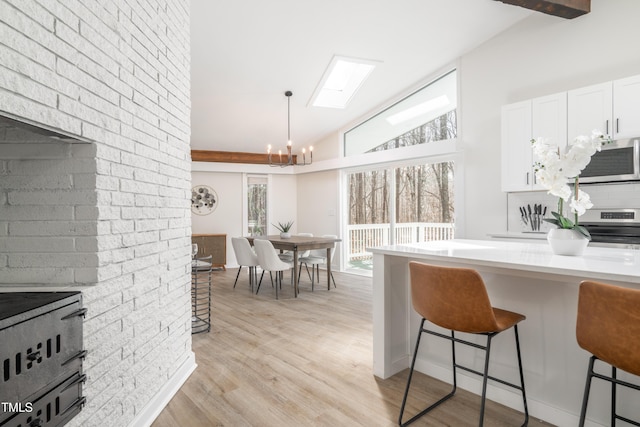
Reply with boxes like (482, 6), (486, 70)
(190, 0), (532, 154)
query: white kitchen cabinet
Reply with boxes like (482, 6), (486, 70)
(568, 74), (640, 140)
(502, 94), (565, 192)
(532, 92), (567, 148)
(567, 81), (612, 139)
(613, 74), (640, 139)
(501, 100), (533, 192)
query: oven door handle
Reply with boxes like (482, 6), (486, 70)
(62, 308), (88, 320)
(62, 373), (87, 392)
(60, 396), (87, 417)
(62, 350), (88, 366)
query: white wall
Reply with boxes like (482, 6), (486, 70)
(191, 170), (297, 267)
(296, 170), (341, 260)
(460, 0), (640, 239)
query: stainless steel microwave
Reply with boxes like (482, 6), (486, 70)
(580, 137), (640, 184)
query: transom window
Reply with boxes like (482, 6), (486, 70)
(343, 69), (457, 156)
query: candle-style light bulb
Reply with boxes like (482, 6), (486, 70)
(310, 146), (313, 163)
(267, 144), (271, 154)
(302, 148), (306, 164)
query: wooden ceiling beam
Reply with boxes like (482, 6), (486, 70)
(191, 150), (298, 165)
(494, 0), (590, 19)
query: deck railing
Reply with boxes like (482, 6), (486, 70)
(347, 222), (455, 260)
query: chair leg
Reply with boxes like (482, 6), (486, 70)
(612, 365), (617, 427)
(256, 271), (265, 294)
(578, 355), (597, 427)
(398, 318), (456, 426)
(233, 266), (242, 288)
(248, 266), (254, 292)
(478, 335), (493, 427)
(513, 325), (529, 427)
(331, 271), (336, 287)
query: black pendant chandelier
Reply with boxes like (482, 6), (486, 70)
(267, 91), (312, 167)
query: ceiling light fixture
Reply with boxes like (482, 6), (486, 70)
(310, 56), (378, 109)
(268, 91), (312, 167)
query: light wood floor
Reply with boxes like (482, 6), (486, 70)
(153, 268), (552, 427)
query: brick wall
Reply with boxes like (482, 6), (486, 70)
(0, 1), (193, 426)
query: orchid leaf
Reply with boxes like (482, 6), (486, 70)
(575, 225), (592, 240)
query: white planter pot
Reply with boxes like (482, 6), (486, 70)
(280, 232), (291, 239)
(547, 228), (589, 256)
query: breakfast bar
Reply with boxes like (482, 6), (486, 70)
(369, 239), (640, 427)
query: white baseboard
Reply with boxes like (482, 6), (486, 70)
(129, 351), (197, 427)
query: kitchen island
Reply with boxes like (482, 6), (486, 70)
(369, 239), (640, 427)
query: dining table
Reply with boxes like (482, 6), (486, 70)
(246, 235), (341, 297)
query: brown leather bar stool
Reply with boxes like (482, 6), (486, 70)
(399, 262), (529, 427)
(576, 280), (640, 427)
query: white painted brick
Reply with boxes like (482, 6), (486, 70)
(1, 174), (72, 189)
(0, 236), (75, 252)
(0, 18), (56, 70)
(0, 267), (74, 284)
(111, 219), (134, 235)
(0, 66), (59, 107)
(120, 151), (158, 171)
(8, 220), (97, 236)
(0, 205), (73, 220)
(0, 0), (192, 425)
(5, 0), (55, 31)
(8, 252), (98, 268)
(8, 189), (98, 205)
(74, 267), (98, 283)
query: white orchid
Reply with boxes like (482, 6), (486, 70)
(531, 130), (610, 239)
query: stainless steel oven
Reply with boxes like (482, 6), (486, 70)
(580, 208), (640, 247)
(580, 138), (640, 184)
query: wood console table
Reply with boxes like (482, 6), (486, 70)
(191, 234), (226, 270)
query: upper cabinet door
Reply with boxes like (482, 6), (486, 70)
(567, 81), (613, 140)
(531, 92), (567, 190)
(501, 100), (532, 192)
(613, 74), (640, 139)
(532, 92), (568, 149)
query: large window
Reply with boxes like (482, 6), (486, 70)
(346, 161), (455, 272)
(344, 70), (457, 156)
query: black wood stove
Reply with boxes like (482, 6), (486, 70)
(0, 292), (86, 427)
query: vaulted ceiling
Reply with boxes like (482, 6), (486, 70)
(190, 0), (535, 155)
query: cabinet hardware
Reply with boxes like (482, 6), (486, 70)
(616, 118), (619, 133)
(606, 119), (609, 134)
(526, 172), (529, 185)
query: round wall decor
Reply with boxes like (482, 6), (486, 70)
(191, 185), (218, 215)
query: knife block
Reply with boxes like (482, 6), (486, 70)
(520, 215), (552, 233)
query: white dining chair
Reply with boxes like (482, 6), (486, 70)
(231, 237), (260, 292)
(254, 239), (293, 299)
(298, 234), (337, 291)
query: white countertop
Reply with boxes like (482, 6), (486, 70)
(368, 239), (640, 284)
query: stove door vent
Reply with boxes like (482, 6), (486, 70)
(0, 292), (86, 427)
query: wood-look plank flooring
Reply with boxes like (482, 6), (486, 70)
(153, 268), (553, 427)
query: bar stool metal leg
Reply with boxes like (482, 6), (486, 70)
(398, 319), (456, 427)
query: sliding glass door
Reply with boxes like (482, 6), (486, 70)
(345, 161), (455, 273)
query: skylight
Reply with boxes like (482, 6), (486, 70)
(310, 56), (378, 109)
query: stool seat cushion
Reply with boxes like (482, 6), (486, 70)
(493, 308), (526, 333)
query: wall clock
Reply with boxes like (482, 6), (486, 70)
(191, 185), (218, 215)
